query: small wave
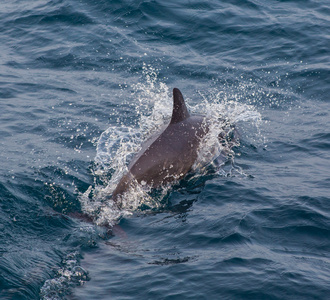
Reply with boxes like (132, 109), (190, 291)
(79, 65), (262, 226)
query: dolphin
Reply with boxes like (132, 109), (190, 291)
(112, 88), (209, 203)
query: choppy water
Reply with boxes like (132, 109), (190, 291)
(1, 0), (329, 299)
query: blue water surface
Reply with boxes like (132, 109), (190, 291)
(0, 0), (329, 299)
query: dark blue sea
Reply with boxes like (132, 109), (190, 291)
(1, 0), (329, 299)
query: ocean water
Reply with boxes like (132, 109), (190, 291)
(0, 0), (329, 299)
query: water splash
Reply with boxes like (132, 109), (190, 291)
(79, 65), (262, 226)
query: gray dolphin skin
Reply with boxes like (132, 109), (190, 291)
(112, 88), (208, 202)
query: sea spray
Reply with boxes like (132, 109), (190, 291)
(79, 66), (262, 226)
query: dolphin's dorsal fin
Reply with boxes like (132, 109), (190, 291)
(170, 88), (190, 124)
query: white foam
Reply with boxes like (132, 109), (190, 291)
(40, 252), (88, 300)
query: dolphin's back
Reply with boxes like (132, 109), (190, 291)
(112, 89), (208, 201)
(130, 115), (206, 186)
